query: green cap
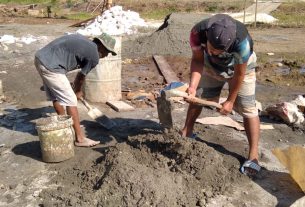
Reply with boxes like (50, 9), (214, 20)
(93, 33), (117, 56)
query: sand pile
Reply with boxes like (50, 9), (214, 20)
(122, 13), (211, 58)
(40, 131), (244, 206)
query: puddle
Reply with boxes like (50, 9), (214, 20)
(275, 67), (290, 75)
(259, 35), (290, 42)
(300, 66), (305, 75)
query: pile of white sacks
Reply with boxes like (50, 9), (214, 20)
(0, 34), (47, 45)
(265, 95), (305, 125)
(77, 6), (147, 36)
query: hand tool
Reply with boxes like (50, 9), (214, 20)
(80, 97), (116, 130)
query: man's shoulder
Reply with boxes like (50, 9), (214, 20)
(193, 18), (209, 32)
(235, 20), (249, 38)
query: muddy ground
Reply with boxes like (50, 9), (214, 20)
(0, 12), (305, 207)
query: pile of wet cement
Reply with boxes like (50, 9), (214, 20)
(122, 13), (211, 59)
(40, 130), (245, 207)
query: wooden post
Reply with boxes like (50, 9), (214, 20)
(91, 0), (104, 14)
(85, 0), (91, 12)
(243, 0), (246, 24)
(47, 6), (51, 18)
(254, 0), (258, 27)
(107, 0), (112, 9)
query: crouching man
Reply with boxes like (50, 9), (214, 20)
(35, 33), (117, 147)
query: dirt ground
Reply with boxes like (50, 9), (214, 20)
(0, 11), (305, 207)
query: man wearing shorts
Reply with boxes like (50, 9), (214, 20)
(35, 33), (117, 147)
(180, 14), (261, 175)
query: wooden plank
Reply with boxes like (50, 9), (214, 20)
(153, 55), (179, 84)
(69, 16), (96, 27)
(106, 101), (135, 112)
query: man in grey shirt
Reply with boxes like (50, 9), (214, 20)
(35, 33), (117, 147)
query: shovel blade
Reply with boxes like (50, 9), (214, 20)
(87, 108), (103, 119)
(157, 96), (173, 128)
(88, 108), (116, 130)
(95, 115), (117, 130)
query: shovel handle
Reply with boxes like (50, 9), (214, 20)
(79, 97), (92, 110)
(169, 90), (222, 109)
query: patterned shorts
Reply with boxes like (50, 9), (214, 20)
(35, 57), (78, 106)
(198, 52), (258, 118)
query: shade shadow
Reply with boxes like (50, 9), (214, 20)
(195, 137), (304, 206)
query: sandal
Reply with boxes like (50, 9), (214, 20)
(240, 160), (261, 176)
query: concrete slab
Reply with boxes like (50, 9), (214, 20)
(106, 100), (135, 112)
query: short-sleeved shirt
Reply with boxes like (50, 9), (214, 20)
(35, 34), (99, 75)
(190, 17), (253, 72)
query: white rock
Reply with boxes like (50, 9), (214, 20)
(0, 35), (16, 44)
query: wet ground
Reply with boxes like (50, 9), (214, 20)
(0, 13), (305, 207)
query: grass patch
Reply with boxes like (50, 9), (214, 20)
(64, 12), (95, 20)
(0, 0), (50, 4)
(141, 7), (177, 20)
(272, 2), (305, 27)
(119, 0), (251, 20)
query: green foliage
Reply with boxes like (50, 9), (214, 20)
(206, 3), (217, 12)
(0, 0), (50, 4)
(66, 0), (73, 8)
(141, 7), (177, 20)
(50, 0), (56, 6)
(64, 12), (94, 20)
(272, 2), (305, 27)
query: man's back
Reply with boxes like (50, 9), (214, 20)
(36, 34), (99, 75)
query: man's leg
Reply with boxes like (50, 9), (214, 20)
(53, 100), (65, 115)
(181, 67), (224, 138)
(234, 70), (261, 175)
(54, 101), (100, 147)
(66, 106), (100, 147)
(66, 106), (82, 142)
(244, 116), (260, 161)
(181, 104), (202, 137)
(37, 62), (100, 147)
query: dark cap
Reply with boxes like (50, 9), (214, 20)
(207, 14), (236, 51)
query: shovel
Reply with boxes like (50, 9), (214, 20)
(157, 88), (222, 128)
(163, 89), (222, 109)
(79, 97), (116, 130)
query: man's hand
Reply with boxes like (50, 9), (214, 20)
(75, 91), (83, 100)
(219, 100), (234, 115)
(183, 87), (197, 104)
(187, 87), (197, 97)
(73, 72), (86, 100)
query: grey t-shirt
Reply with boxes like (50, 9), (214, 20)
(35, 34), (99, 75)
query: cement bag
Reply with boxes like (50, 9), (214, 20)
(266, 102), (304, 124)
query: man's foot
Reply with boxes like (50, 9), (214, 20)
(179, 130), (197, 139)
(75, 138), (100, 147)
(240, 159), (261, 176)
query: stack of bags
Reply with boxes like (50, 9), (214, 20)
(77, 6), (147, 36)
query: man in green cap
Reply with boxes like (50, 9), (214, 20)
(35, 33), (116, 147)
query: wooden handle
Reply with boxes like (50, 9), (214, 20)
(79, 97), (92, 110)
(168, 90), (222, 109)
(189, 97), (222, 109)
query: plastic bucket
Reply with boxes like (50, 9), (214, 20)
(84, 36), (122, 103)
(36, 115), (74, 163)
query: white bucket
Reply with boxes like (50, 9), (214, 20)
(84, 36), (122, 103)
(36, 115), (75, 163)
